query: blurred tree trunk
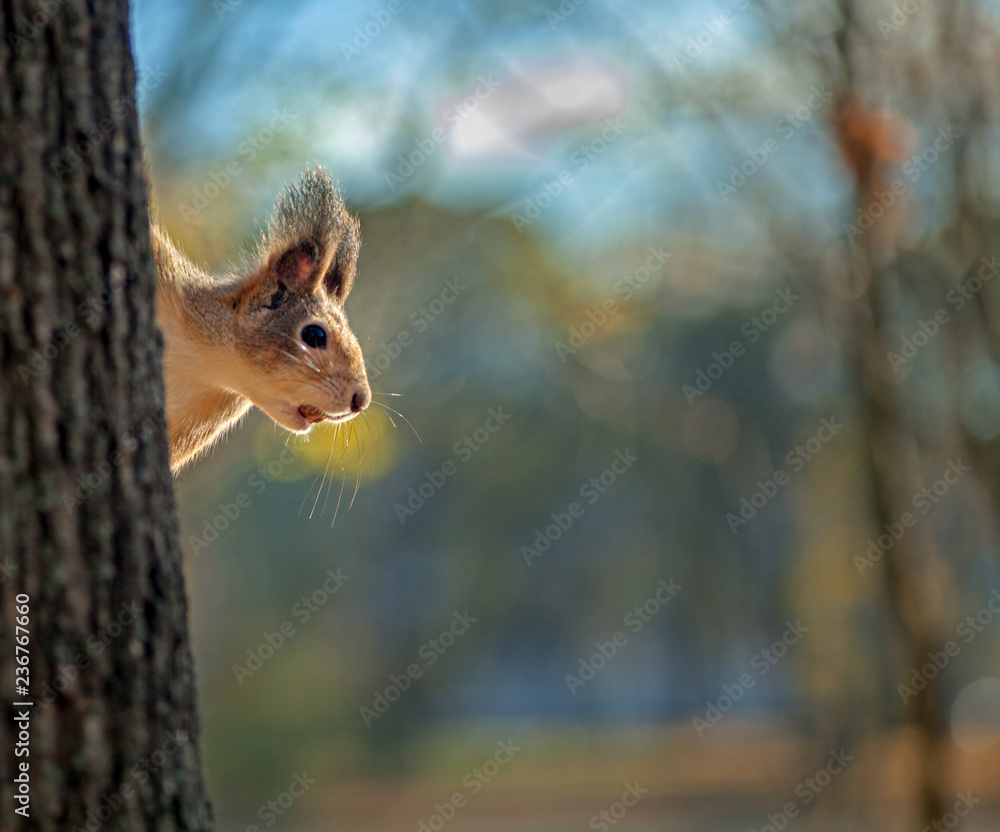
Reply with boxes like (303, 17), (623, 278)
(841, 240), (951, 826)
(0, 1), (212, 830)
(832, 6), (954, 824)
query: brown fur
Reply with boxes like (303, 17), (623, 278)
(153, 167), (371, 474)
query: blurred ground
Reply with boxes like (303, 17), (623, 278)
(212, 726), (1000, 831)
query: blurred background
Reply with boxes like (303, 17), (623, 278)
(135, 0), (1000, 829)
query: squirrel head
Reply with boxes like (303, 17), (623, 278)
(226, 167), (371, 434)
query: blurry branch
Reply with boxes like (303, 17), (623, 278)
(828, 0), (967, 825)
(941, 2), (1000, 532)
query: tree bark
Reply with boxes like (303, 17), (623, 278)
(0, 1), (212, 829)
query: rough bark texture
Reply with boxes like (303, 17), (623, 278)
(0, 1), (213, 829)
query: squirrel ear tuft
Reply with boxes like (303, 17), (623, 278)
(263, 166), (361, 301)
(272, 240), (320, 291)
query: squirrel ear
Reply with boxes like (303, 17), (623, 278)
(323, 257), (355, 303)
(272, 241), (321, 292)
(323, 227), (360, 303)
(261, 167), (361, 301)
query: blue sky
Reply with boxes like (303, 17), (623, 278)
(130, 0), (890, 261)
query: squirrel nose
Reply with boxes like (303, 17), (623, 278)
(350, 385), (371, 413)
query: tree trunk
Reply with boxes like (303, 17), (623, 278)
(0, 1), (213, 829)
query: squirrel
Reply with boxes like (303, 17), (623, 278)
(152, 166), (371, 473)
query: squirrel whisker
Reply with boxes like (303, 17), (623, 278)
(371, 400), (421, 443)
(348, 422), (364, 511)
(274, 333), (325, 377)
(300, 434), (337, 520)
(319, 428), (348, 521)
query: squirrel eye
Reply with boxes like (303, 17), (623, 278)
(301, 324), (327, 349)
